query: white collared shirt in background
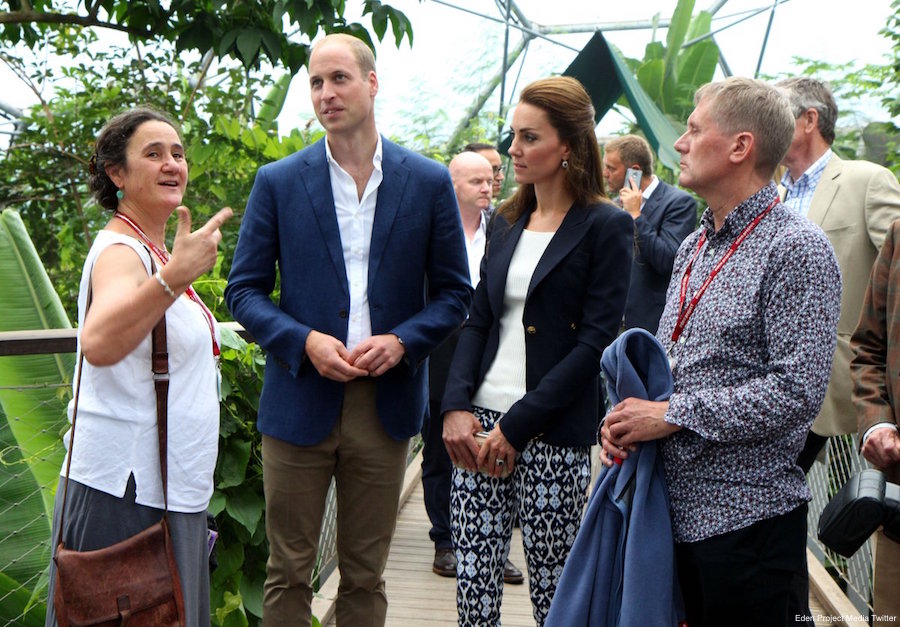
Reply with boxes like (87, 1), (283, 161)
(465, 211), (488, 287)
(640, 174), (661, 210)
(326, 134), (384, 351)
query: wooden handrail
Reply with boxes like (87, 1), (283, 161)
(0, 322), (252, 356)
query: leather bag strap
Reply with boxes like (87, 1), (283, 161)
(55, 250), (170, 552)
(151, 293), (170, 512)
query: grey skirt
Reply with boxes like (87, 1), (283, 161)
(45, 475), (211, 627)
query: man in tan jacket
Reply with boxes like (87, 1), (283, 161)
(777, 77), (900, 471)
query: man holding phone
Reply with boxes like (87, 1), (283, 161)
(602, 134), (697, 333)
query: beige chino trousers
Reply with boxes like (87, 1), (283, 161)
(261, 380), (409, 627)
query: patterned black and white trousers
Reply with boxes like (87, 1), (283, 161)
(451, 406), (591, 626)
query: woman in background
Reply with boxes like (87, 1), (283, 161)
(441, 76), (633, 626)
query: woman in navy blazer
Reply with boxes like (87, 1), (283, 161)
(441, 77), (633, 626)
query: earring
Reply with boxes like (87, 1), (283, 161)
(561, 159), (569, 169)
(116, 189), (124, 200)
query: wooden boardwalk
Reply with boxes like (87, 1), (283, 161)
(379, 481), (535, 626)
(319, 453), (851, 626)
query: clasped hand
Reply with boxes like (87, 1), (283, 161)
(599, 398), (678, 467)
(305, 331), (405, 382)
(443, 411), (515, 478)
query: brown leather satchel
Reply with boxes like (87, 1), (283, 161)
(53, 270), (186, 627)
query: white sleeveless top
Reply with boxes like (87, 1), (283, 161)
(62, 231), (220, 512)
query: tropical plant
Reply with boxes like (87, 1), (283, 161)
(623, 0), (717, 118)
(0, 14), (330, 626)
(880, 0), (900, 177)
(0, 27), (323, 322)
(0, 208), (73, 626)
(618, 0), (719, 145)
(0, 0), (412, 75)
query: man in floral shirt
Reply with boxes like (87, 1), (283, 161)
(600, 77), (841, 626)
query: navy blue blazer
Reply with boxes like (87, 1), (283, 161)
(624, 180), (696, 334)
(441, 201), (633, 450)
(225, 137), (473, 446)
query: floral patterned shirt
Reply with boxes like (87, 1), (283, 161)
(658, 183), (841, 543)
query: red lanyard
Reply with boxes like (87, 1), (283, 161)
(671, 199), (778, 344)
(114, 212), (220, 358)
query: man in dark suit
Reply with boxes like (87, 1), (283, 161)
(603, 135), (696, 333)
(225, 33), (472, 627)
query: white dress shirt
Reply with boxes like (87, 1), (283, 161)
(465, 211), (488, 287)
(641, 174), (660, 208)
(325, 135), (384, 351)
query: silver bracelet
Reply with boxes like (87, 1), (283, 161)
(154, 270), (177, 299)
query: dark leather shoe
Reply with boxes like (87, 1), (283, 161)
(432, 548), (457, 577)
(503, 558), (524, 584)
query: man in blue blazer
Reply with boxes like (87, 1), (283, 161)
(225, 34), (472, 627)
(603, 135), (697, 333)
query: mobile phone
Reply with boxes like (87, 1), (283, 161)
(625, 167), (642, 189)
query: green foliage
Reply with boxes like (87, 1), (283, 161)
(0, 32), (322, 322)
(213, 327), (269, 625)
(0, 209), (73, 516)
(0, 18), (325, 626)
(1, 0), (413, 75)
(0, 408), (52, 627)
(0, 209), (71, 625)
(619, 0), (718, 128)
(883, 0), (900, 117)
(763, 56), (897, 167)
(880, 0), (900, 176)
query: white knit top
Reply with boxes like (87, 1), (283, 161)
(472, 229), (555, 413)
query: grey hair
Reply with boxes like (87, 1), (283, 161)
(775, 77), (838, 145)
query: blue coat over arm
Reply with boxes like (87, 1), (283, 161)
(225, 137), (473, 446)
(545, 328), (682, 627)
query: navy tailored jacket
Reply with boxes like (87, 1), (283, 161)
(441, 201), (633, 450)
(225, 137), (473, 446)
(624, 180), (696, 334)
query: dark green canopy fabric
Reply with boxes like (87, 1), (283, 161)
(501, 31), (683, 172)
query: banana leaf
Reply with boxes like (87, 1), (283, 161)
(663, 0), (696, 79)
(0, 209), (72, 512)
(257, 73), (294, 131)
(0, 569), (46, 626)
(0, 208), (73, 618)
(0, 408), (52, 626)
